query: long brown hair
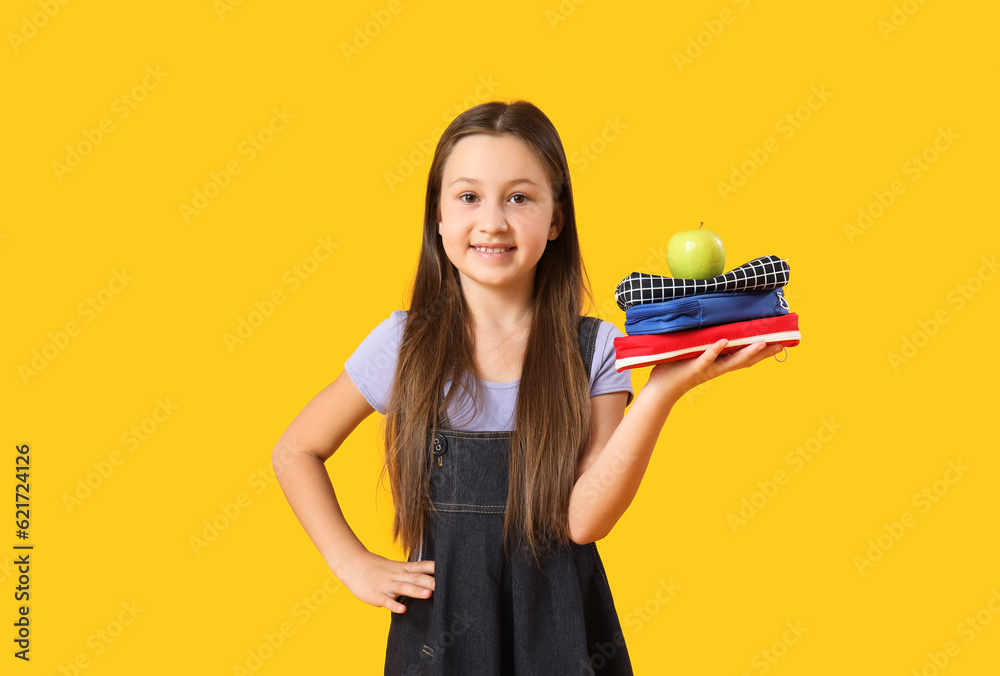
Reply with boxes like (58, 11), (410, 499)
(384, 100), (594, 563)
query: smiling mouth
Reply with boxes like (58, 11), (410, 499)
(472, 246), (515, 253)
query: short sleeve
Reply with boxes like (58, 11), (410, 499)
(343, 310), (408, 414)
(590, 320), (634, 406)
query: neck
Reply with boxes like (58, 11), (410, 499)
(459, 274), (535, 333)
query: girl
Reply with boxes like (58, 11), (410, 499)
(273, 100), (783, 675)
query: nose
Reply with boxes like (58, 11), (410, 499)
(477, 200), (507, 234)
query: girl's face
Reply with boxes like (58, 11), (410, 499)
(437, 133), (562, 297)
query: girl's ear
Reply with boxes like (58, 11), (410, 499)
(548, 204), (564, 240)
(436, 206), (443, 234)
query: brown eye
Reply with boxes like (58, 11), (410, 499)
(510, 193), (529, 204)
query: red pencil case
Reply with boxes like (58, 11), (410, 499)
(614, 313), (801, 371)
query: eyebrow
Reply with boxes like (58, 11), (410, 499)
(448, 177), (541, 188)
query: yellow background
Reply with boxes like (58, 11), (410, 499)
(4, 0), (999, 673)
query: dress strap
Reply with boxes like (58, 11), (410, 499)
(576, 315), (602, 377)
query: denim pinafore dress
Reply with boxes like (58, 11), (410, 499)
(384, 317), (633, 676)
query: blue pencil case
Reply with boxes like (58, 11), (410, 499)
(624, 288), (790, 336)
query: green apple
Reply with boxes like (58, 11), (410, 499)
(666, 223), (726, 279)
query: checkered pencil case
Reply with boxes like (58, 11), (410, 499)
(615, 255), (790, 311)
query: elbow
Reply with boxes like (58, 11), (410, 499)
(570, 528), (604, 546)
(271, 436), (306, 476)
(570, 529), (608, 546)
(270, 443), (287, 476)
(568, 514), (608, 546)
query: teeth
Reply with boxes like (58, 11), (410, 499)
(475, 246), (509, 253)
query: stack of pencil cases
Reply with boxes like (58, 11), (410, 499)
(612, 255), (801, 371)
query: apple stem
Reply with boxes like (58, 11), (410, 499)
(699, 221), (703, 229)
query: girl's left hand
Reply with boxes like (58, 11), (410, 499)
(644, 340), (785, 404)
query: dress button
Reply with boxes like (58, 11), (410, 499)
(432, 434), (447, 456)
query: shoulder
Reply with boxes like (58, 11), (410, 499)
(593, 317), (624, 341)
(384, 309), (409, 332)
(354, 310), (409, 358)
(343, 310), (409, 414)
(371, 309), (409, 339)
(585, 317), (633, 406)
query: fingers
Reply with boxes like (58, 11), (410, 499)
(402, 560), (435, 591)
(754, 343), (785, 365)
(703, 338), (730, 361)
(396, 569), (435, 593)
(741, 342), (784, 367)
(717, 341), (782, 370)
(728, 341), (768, 366)
(397, 581), (434, 598)
(404, 560), (435, 575)
(691, 338), (729, 370)
(348, 557), (438, 614)
(383, 595), (408, 613)
(378, 572), (435, 613)
(384, 576), (434, 613)
(392, 560), (435, 604)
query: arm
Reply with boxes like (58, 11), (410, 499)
(272, 370), (434, 613)
(567, 339), (784, 544)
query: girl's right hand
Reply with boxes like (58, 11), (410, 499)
(337, 551), (436, 613)
(645, 339), (783, 403)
